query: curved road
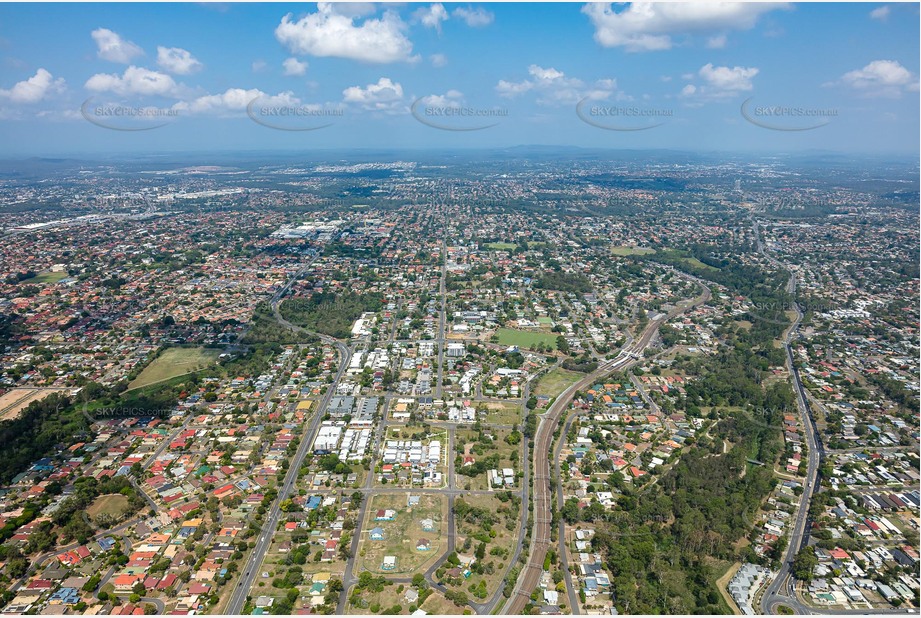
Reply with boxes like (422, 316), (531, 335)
(504, 281), (711, 614)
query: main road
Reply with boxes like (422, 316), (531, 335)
(751, 214), (821, 615)
(758, 295), (822, 615)
(225, 265), (351, 616)
(503, 281), (711, 614)
(751, 213), (863, 615)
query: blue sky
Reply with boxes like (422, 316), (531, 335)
(0, 2), (918, 155)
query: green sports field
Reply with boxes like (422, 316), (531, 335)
(128, 346), (222, 390)
(20, 270), (68, 284)
(611, 246), (656, 256)
(495, 328), (559, 350)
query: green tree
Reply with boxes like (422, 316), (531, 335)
(792, 546), (818, 583)
(556, 336), (570, 354)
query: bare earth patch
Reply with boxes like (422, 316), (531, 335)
(0, 388), (68, 421)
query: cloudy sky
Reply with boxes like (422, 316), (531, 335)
(0, 2), (918, 155)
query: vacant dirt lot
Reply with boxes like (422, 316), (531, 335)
(0, 388), (68, 421)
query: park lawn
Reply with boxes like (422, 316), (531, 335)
(495, 328), (559, 350)
(486, 242), (517, 251)
(534, 368), (582, 400)
(446, 494), (522, 604)
(483, 402), (523, 426)
(356, 494), (447, 576)
(680, 256), (719, 271)
(20, 270), (68, 284)
(86, 494), (130, 521)
(611, 246), (656, 256)
(128, 346), (222, 390)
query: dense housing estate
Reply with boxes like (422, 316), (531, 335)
(0, 154), (916, 616)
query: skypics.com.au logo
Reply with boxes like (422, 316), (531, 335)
(410, 98), (508, 131)
(741, 98), (838, 131)
(247, 97), (343, 131)
(83, 401), (173, 420)
(81, 98), (179, 131)
(576, 98), (674, 131)
(746, 300), (838, 326)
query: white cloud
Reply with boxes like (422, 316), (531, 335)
(419, 89), (464, 107)
(174, 87), (300, 115)
(282, 57), (309, 76)
(582, 2), (789, 52)
(252, 60), (267, 73)
(528, 66), (565, 81)
(275, 3), (415, 64)
(452, 6), (494, 27)
(699, 63), (758, 91)
(595, 78), (617, 90)
(430, 53), (448, 68)
(0, 68), (65, 104)
(496, 64), (618, 105)
(35, 109), (83, 121)
(91, 28), (144, 63)
(706, 34), (727, 49)
(156, 46), (202, 75)
(837, 59), (918, 97)
(85, 65), (179, 97)
(495, 79), (534, 98)
(584, 77), (626, 102)
(342, 76), (404, 110)
(679, 63), (758, 100)
(414, 4), (449, 32)
(869, 5), (891, 21)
